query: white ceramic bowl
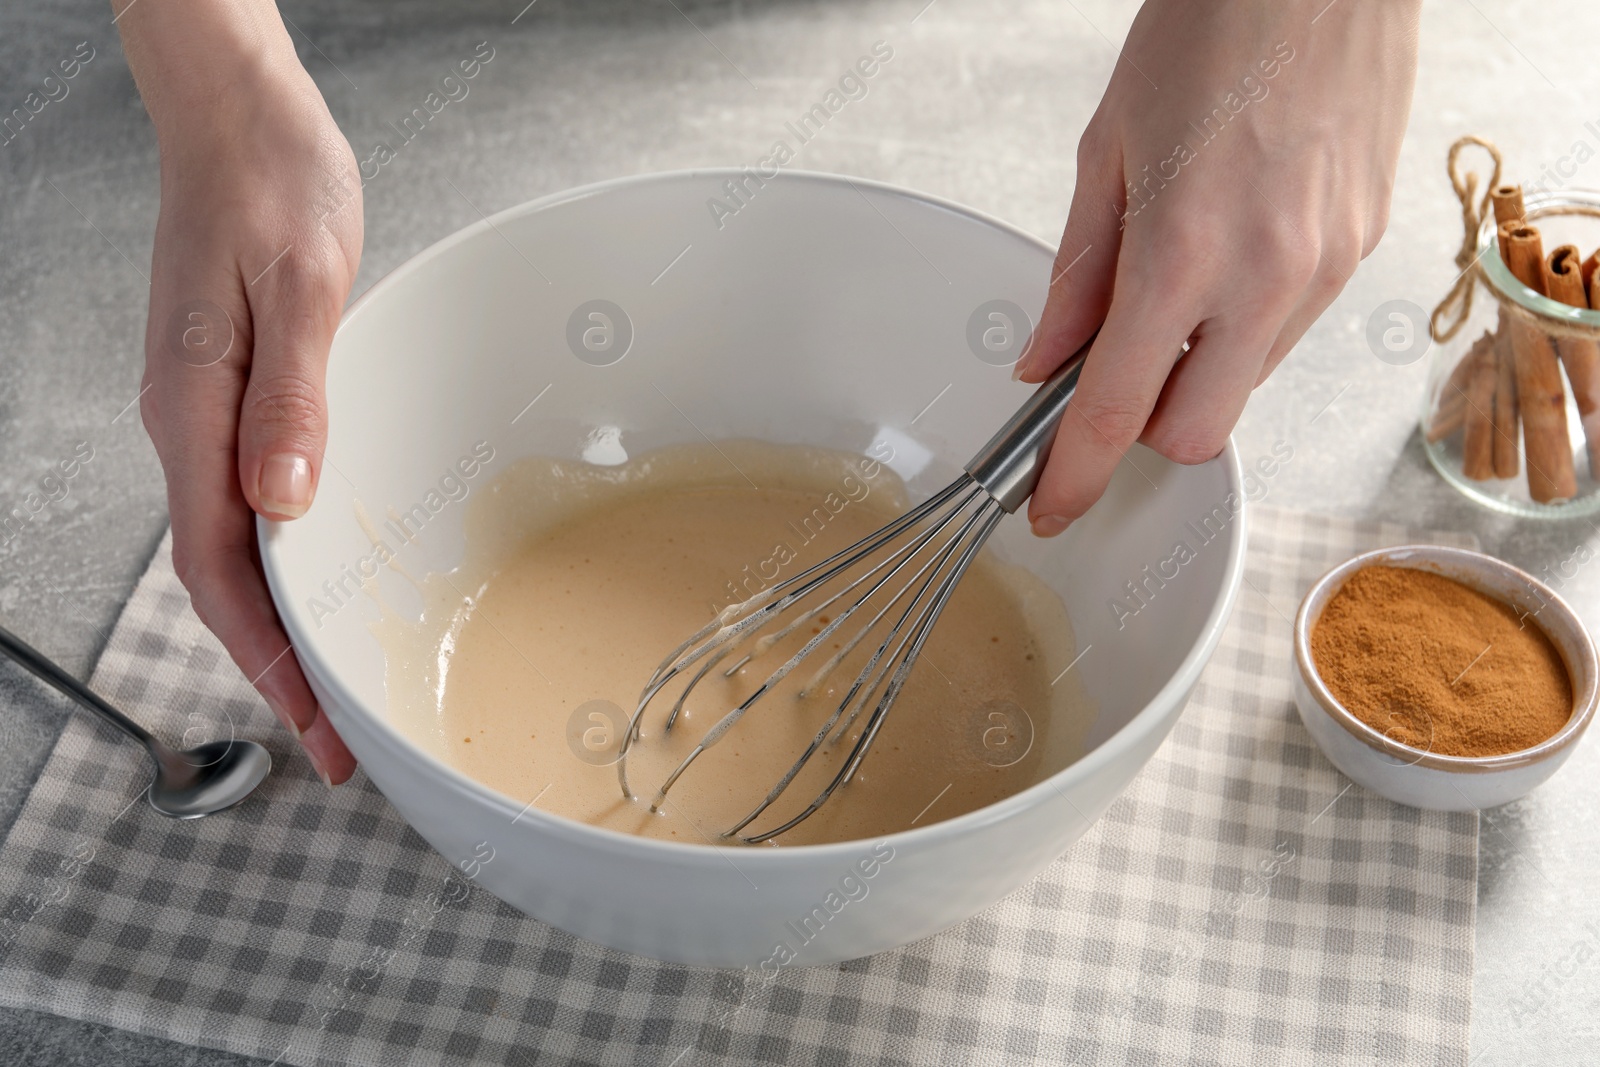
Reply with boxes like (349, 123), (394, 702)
(259, 170), (1247, 967)
(1292, 544), (1597, 811)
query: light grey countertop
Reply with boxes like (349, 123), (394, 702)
(1, 0), (1596, 1062)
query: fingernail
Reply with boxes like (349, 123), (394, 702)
(260, 453), (313, 518)
(267, 700), (304, 740)
(301, 741), (333, 788)
(1031, 515), (1070, 537)
(1010, 358), (1028, 382)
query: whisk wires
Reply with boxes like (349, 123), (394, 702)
(617, 474), (1004, 842)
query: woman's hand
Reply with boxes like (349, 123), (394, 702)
(118, 1), (362, 783)
(1016, 0), (1422, 534)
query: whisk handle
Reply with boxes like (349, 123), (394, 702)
(963, 332), (1096, 512)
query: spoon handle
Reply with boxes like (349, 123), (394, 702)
(0, 622), (155, 746)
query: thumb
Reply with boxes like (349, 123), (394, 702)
(237, 248), (348, 520)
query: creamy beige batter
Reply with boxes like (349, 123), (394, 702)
(373, 441), (1091, 846)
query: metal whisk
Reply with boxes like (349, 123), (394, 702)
(618, 335), (1094, 843)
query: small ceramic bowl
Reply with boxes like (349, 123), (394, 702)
(1292, 544), (1597, 811)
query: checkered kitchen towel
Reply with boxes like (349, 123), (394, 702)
(0, 505), (1476, 1066)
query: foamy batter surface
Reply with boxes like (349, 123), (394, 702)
(374, 441), (1091, 846)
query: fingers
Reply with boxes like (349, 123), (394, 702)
(301, 709), (358, 785)
(1026, 202), (1328, 530)
(170, 509), (355, 785)
(144, 241), (356, 784)
(1016, 128), (1126, 383)
(237, 243), (349, 521)
(1139, 316), (1279, 462)
(1026, 287), (1194, 533)
(1140, 244), (1315, 455)
(156, 369), (358, 783)
(1256, 247), (1360, 385)
(1253, 291), (1324, 386)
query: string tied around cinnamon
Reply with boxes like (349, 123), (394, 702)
(1430, 135), (1501, 344)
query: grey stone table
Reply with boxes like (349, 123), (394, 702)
(2, 0), (1596, 1062)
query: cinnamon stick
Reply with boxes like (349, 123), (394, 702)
(1492, 328), (1520, 478)
(1504, 225), (1548, 298)
(1544, 244), (1600, 475)
(1583, 249), (1600, 308)
(1428, 396), (1466, 444)
(1486, 187), (1526, 471)
(1491, 184), (1525, 223)
(1499, 221), (1526, 274)
(1442, 339), (1479, 397)
(1461, 335), (1498, 480)
(1431, 329), (1493, 444)
(1546, 242), (1588, 305)
(1491, 185), (1525, 260)
(1440, 329), (1484, 441)
(1504, 225), (1577, 501)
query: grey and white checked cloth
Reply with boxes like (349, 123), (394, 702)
(0, 505), (1476, 1066)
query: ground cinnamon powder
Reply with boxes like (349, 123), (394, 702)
(1310, 565), (1571, 757)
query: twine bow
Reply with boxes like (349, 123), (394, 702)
(1429, 135), (1502, 344)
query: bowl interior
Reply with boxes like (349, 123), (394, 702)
(260, 170), (1243, 805)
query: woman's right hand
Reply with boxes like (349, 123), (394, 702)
(1015, 0), (1420, 532)
(117, 0), (363, 784)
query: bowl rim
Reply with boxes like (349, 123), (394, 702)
(259, 166), (1251, 863)
(1292, 543), (1598, 772)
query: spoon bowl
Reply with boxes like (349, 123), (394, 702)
(147, 739), (274, 819)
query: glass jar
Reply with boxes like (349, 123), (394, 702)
(1423, 190), (1600, 519)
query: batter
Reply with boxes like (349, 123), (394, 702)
(373, 440), (1092, 846)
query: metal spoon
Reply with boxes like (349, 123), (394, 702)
(0, 622), (271, 819)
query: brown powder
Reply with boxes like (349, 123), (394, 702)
(1310, 565), (1572, 757)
